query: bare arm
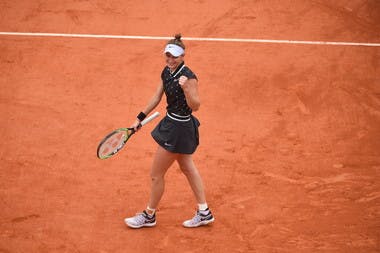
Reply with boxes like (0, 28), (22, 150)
(141, 83), (164, 115)
(131, 83), (164, 130)
(179, 76), (200, 111)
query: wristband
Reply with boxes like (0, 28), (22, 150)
(137, 112), (147, 121)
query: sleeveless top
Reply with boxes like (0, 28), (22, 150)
(161, 62), (197, 116)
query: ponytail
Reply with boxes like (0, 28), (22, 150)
(167, 33), (185, 50)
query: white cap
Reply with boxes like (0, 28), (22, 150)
(164, 44), (184, 57)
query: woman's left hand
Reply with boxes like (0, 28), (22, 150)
(179, 75), (188, 86)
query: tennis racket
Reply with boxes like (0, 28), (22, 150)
(97, 111), (160, 159)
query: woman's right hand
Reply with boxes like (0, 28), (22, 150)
(131, 119), (141, 132)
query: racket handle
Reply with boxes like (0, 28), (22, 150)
(140, 111), (160, 126)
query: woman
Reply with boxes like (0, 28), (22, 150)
(124, 34), (214, 228)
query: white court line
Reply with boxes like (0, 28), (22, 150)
(0, 32), (379, 47)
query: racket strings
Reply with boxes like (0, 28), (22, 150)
(98, 131), (129, 157)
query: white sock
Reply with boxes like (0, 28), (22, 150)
(198, 203), (208, 211)
(146, 206), (156, 215)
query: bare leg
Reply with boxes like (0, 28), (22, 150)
(177, 154), (206, 204)
(147, 146), (177, 209)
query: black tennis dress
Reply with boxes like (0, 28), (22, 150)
(151, 62), (200, 154)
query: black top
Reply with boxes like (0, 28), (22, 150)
(161, 62), (197, 116)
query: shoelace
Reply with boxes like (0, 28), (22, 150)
(133, 213), (149, 224)
(189, 212), (203, 224)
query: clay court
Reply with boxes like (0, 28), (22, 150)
(1, 1), (379, 252)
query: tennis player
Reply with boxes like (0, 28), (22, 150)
(124, 34), (214, 228)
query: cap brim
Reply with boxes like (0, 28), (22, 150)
(164, 44), (184, 57)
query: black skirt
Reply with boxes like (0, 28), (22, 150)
(151, 114), (200, 154)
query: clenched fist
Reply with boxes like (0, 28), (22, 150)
(179, 75), (188, 86)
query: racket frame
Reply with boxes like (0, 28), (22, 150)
(96, 111), (160, 159)
(96, 127), (134, 159)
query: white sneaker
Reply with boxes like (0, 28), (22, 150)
(124, 210), (156, 229)
(183, 208), (215, 228)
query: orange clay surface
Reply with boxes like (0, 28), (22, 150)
(1, 1), (380, 252)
